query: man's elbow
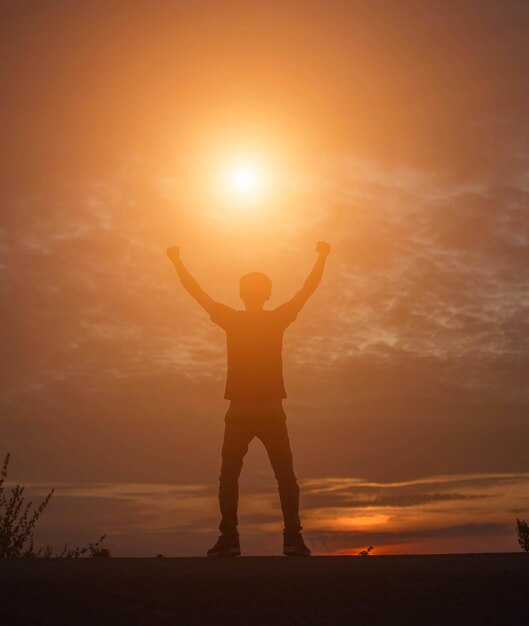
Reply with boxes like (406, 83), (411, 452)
(302, 280), (319, 297)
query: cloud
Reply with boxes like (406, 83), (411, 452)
(2, 152), (529, 488)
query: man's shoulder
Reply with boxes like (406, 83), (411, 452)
(213, 305), (298, 331)
(269, 300), (299, 326)
(209, 302), (238, 328)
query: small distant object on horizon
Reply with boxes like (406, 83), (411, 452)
(357, 546), (374, 556)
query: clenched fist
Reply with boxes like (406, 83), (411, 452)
(166, 246), (180, 263)
(316, 241), (331, 257)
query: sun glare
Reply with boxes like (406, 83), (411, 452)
(216, 159), (271, 209)
(231, 167), (259, 192)
(205, 150), (282, 211)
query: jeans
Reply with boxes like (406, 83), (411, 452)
(218, 399), (302, 536)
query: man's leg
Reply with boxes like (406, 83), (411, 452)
(218, 418), (254, 536)
(257, 417), (302, 534)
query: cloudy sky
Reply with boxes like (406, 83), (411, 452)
(2, 1), (529, 556)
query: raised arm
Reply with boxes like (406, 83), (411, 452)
(281, 241), (331, 314)
(166, 246), (218, 313)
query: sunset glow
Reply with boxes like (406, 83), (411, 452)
(219, 158), (272, 208)
(3, 1), (529, 559)
(230, 166), (260, 193)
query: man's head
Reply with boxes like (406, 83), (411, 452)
(240, 272), (272, 310)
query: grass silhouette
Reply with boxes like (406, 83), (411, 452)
(0, 452), (110, 558)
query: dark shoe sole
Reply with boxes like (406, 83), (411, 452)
(283, 549), (311, 557)
(207, 548), (241, 557)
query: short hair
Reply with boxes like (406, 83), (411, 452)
(240, 272), (272, 296)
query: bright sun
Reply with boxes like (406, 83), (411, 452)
(229, 166), (260, 194)
(211, 153), (277, 209)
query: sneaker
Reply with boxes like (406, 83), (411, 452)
(206, 534), (241, 557)
(283, 531), (311, 557)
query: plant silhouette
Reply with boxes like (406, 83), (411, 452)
(516, 518), (529, 552)
(0, 452), (110, 558)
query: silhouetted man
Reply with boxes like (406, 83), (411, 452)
(167, 241), (331, 556)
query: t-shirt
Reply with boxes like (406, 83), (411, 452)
(209, 301), (299, 400)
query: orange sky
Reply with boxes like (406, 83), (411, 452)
(2, 1), (529, 556)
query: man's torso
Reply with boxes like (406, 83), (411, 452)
(210, 304), (298, 400)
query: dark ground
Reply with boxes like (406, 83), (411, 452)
(1, 554), (529, 626)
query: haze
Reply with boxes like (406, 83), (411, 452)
(2, 1), (529, 556)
